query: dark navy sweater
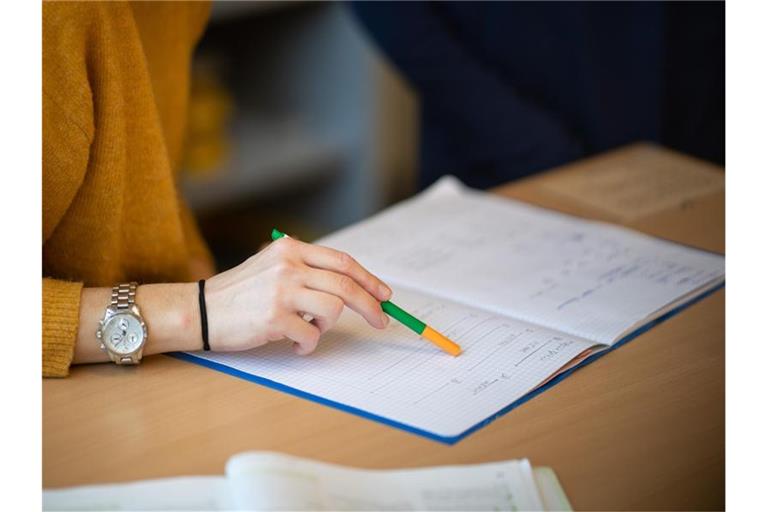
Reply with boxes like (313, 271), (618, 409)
(350, 1), (724, 189)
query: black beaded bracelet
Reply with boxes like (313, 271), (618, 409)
(198, 279), (210, 351)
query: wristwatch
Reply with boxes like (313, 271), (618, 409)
(96, 282), (148, 365)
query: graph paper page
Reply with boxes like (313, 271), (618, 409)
(191, 287), (595, 439)
(318, 177), (725, 345)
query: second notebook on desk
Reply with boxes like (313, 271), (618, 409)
(176, 177), (725, 443)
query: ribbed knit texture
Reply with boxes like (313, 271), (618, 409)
(42, 1), (212, 377)
(42, 279), (84, 377)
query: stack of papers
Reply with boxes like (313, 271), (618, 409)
(44, 451), (572, 511)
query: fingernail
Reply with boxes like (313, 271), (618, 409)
(380, 312), (390, 328)
(379, 284), (392, 300)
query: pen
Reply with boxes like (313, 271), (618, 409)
(271, 228), (462, 356)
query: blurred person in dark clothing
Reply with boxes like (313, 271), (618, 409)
(351, 1), (724, 190)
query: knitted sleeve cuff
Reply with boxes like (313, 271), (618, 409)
(42, 278), (84, 377)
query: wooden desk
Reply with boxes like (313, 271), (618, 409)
(43, 143), (725, 510)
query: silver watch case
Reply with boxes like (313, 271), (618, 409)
(96, 304), (147, 365)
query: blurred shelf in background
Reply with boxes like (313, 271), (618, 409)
(182, 116), (344, 212)
(180, 1), (418, 268)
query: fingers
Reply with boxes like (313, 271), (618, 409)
(292, 290), (344, 334)
(304, 269), (389, 329)
(263, 237), (391, 357)
(295, 241), (392, 302)
(282, 315), (321, 355)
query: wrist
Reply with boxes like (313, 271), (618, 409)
(137, 282), (202, 355)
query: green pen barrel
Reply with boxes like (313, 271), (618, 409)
(381, 301), (426, 335)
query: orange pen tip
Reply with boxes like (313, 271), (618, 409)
(422, 326), (462, 357)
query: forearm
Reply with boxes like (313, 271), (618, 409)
(70, 237), (392, 365)
(73, 283), (202, 364)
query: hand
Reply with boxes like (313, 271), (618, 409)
(204, 237), (392, 355)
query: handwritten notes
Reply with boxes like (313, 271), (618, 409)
(183, 176), (724, 441)
(195, 288), (595, 439)
(321, 177), (724, 344)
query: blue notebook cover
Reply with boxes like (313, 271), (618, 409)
(170, 280), (723, 445)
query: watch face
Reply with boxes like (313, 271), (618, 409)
(103, 313), (145, 355)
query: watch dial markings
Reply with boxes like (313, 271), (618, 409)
(105, 314), (144, 354)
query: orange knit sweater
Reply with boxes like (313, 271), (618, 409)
(43, 1), (213, 377)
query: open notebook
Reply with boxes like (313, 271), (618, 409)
(175, 177), (725, 443)
(44, 452), (571, 511)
